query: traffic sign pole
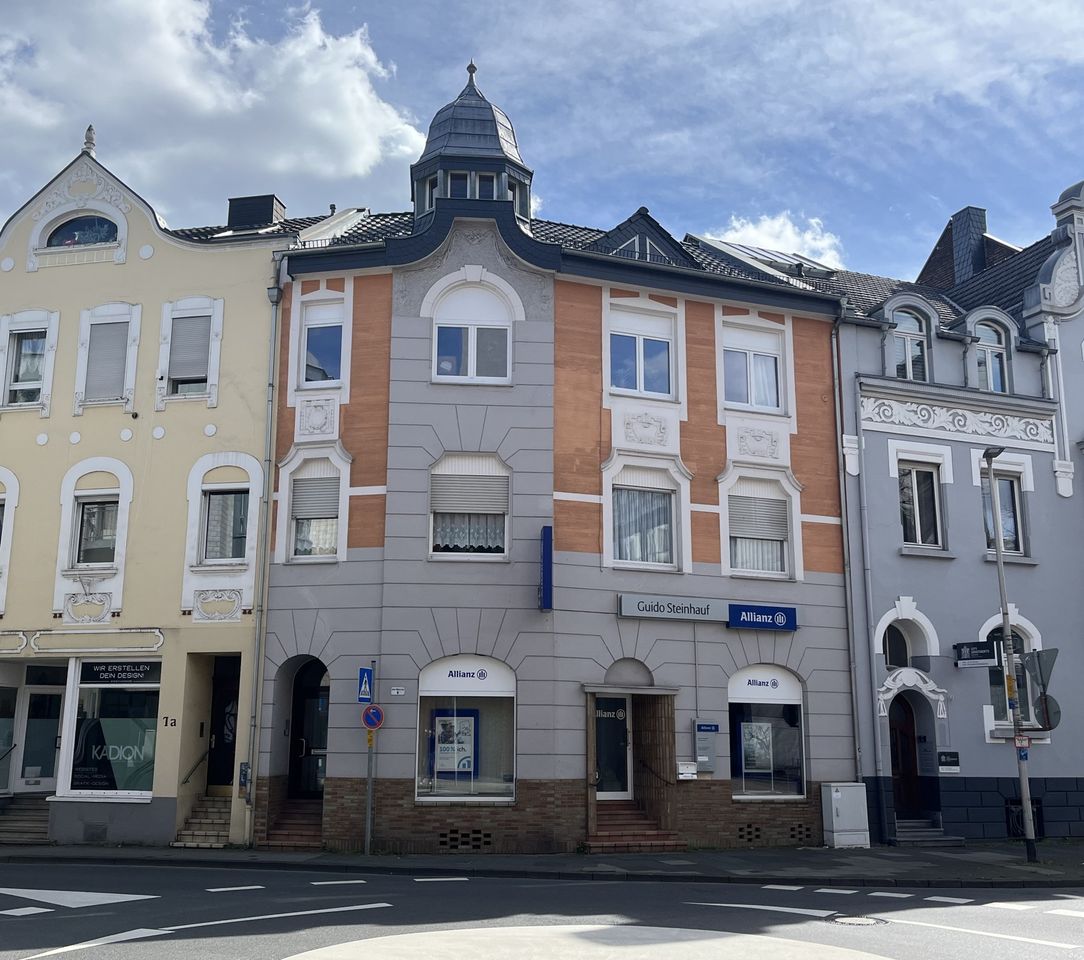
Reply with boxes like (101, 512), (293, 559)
(365, 659), (376, 856)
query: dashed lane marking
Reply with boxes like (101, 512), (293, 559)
(925, 896), (973, 904)
(205, 885), (265, 892)
(762, 885), (805, 891)
(814, 888), (858, 895)
(309, 880), (368, 886)
(413, 877), (469, 882)
(986, 902), (1035, 910)
(0, 907), (53, 917)
(867, 892), (913, 898)
(872, 916), (1079, 950)
(686, 901), (838, 918)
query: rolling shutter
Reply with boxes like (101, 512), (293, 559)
(430, 475), (509, 514)
(728, 495), (788, 540)
(168, 315), (212, 380)
(84, 321), (128, 401)
(291, 476), (340, 519)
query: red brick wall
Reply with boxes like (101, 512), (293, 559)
(253, 775), (287, 844)
(673, 779), (824, 848)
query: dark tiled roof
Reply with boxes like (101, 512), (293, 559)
(681, 240), (811, 288)
(335, 212), (415, 245)
(949, 236), (1054, 318)
(803, 271), (962, 323)
(168, 215), (327, 243)
(528, 218), (607, 248)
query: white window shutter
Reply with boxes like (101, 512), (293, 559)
(291, 477), (340, 519)
(430, 475), (509, 513)
(168, 315), (212, 380)
(729, 495), (788, 540)
(84, 322), (129, 400)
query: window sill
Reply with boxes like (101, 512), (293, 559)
(609, 389), (678, 404)
(722, 403), (786, 417)
(983, 552), (1037, 566)
(431, 377), (513, 387)
(728, 570), (792, 581)
(414, 796), (516, 805)
(731, 794), (807, 802)
(286, 555), (340, 565)
(190, 562), (249, 574)
(78, 398), (126, 409)
(898, 546), (955, 559)
(162, 392), (211, 403)
(610, 560), (681, 574)
(34, 242), (120, 256)
(298, 381), (342, 391)
(428, 553), (509, 563)
(50, 793), (152, 803)
(61, 566), (118, 579)
(0, 402), (44, 412)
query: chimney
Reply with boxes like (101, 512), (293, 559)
(950, 205), (987, 285)
(227, 195), (286, 229)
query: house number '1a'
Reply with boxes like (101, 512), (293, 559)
(162, 717), (177, 727)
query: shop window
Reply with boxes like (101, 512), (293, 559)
(65, 660), (161, 796)
(728, 665), (804, 798)
(416, 656), (516, 801)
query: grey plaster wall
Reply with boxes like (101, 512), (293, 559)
(49, 797), (177, 845)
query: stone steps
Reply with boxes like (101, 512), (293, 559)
(174, 795), (231, 847)
(0, 796), (50, 843)
(586, 802), (686, 854)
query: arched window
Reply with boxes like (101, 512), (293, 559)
(429, 454), (510, 557)
(892, 309), (928, 381)
(728, 665), (804, 798)
(46, 215), (118, 248)
(975, 322), (1007, 393)
(432, 283), (513, 383)
(883, 624), (910, 669)
(289, 458), (341, 559)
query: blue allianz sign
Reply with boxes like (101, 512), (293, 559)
(728, 603), (797, 631)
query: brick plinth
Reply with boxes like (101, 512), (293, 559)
(253, 775), (287, 844)
(674, 779), (824, 848)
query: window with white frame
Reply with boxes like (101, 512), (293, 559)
(433, 284), (513, 383)
(975, 322), (1008, 393)
(721, 325), (783, 412)
(47, 215), (118, 248)
(430, 454), (509, 557)
(609, 308), (673, 399)
(74, 498), (119, 566)
(507, 179), (529, 218)
(612, 465), (676, 567)
(202, 490), (249, 562)
(892, 309), (928, 382)
(982, 472), (1024, 554)
(898, 463), (942, 547)
(300, 301), (343, 386)
(424, 176), (438, 211)
(727, 476), (790, 575)
(289, 459), (340, 559)
(986, 627), (1034, 725)
(5, 328), (46, 405)
(75, 303), (139, 412)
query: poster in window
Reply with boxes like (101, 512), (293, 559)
(741, 721), (773, 774)
(431, 709), (479, 779)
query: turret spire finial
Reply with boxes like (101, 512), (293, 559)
(466, 59), (477, 87)
(82, 124), (96, 157)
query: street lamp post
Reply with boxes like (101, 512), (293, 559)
(983, 446), (1038, 863)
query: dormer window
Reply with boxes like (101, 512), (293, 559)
(449, 172), (469, 199)
(975, 322), (1008, 393)
(478, 174), (496, 200)
(424, 176), (438, 212)
(892, 309), (928, 382)
(508, 180), (529, 218)
(46, 215), (118, 248)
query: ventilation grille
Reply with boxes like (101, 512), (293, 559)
(736, 823), (762, 843)
(789, 823), (814, 843)
(438, 828), (493, 851)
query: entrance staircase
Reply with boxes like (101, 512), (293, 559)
(261, 798), (323, 849)
(171, 796), (231, 848)
(0, 795), (51, 844)
(585, 800), (686, 854)
(892, 817), (965, 847)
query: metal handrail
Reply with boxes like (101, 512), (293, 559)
(0, 743), (15, 765)
(181, 749), (209, 785)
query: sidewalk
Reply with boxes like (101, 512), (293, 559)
(2, 840), (1083, 888)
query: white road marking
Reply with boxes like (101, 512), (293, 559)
(762, 884), (804, 891)
(23, 928), (172, 958)
(205, 885), (265, 892)
(925, 896), (973, 904)
(309, 880), (368, 886)
(0, 906), (53, 916)
(868, 892), (913, 898)
(814, 888), (858, 894)
(875, 916), (1079, 950)
(686, 901), (838, 918)
(0, 887), (159, 909)
(413, 877), (469, 882)
(986, 902), (1034, 910)
(1049, 908), (1084, 918)
(165, 902), (393, 932)
(659, 859), (694, 865)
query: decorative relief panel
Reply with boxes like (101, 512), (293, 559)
(624, 412), (669, 447)
(861, 396), (1054, 446)
(737, 425), (780, 459)
(877, 667), (948, 720)
(1050, 247), (1081, 308)
(63, 592), (112, 624)
(611, 400), (680, 454)
(295, 394), (340, 443)
(193, 589), (243, 622)
(726, 415), (791, 465)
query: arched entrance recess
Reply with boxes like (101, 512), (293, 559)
(288, 658), (329, 799)
(878, 668), (946, 826)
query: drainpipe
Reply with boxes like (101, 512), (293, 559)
(244, 250), (286, 846)
(854, 369), (889, 843)
(830, 306), (863, 785)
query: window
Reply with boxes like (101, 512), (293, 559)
(976, 322), (1007, 393)
(84, 321), (129, 401)
(729, 493), (788, 574)
(67, 661), (160, 795)
(987, 628), (1033, 725)
(613, 487), (674, 565)
(893, 309), (928, 381)
(46, 215), (118, 248)
(432, 282), (513, 384)
(168, 314), (212, 395)
(425, 176), (438, 211)
(301, 301), (343, 385)
(728, 666), (804, 798)
(430, 454), (509, 557)
(610, 332), (672, 397)
(982, 473), (1023, 554)
(75, 499), (118, 565)
(883, 624), (910, 669)
(416, 657), (515, 801)
(291, 469), (340, 559)
(898, 463), (941, 547)
(449, 172), (469, 199)
(6, 329), (46, 404)
(478, 174), (496, 200)
(202, 491), (248, 561)
(720, 324), (785, 413)
(508, 180), (529, 217)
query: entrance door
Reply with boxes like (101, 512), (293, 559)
(16, 689), (63, 793)
(595, 695), (632, 800)
(288, 660), (329, 799)
(889, 696), (921, 819)
(206, 655), (241, 796)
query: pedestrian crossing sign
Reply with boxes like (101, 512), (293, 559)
(358, 667), (373, 704)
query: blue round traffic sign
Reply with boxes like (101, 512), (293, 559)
(362, 704), (385, 730)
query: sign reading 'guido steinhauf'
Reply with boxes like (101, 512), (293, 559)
(618, 593), (727, 622)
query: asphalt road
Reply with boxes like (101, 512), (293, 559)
(2, 862), (1084, 960)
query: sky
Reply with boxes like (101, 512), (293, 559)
(2, 1), (1084, 279)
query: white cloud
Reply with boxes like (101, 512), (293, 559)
(530, 192), (544, 217)
(0, 1), (425, 226)
(706, 212), (846, 269)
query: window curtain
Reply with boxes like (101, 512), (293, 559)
(752, 353), (779, 407)
(432, 513), (505, 552)
(613, 488), (673, 563)
(729, 494), (787, 572)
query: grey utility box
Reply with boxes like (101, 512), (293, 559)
(821, 782), (870, 848)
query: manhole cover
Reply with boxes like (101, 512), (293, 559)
(831, 916), (885, 926)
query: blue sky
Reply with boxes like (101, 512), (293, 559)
(2, 1), (1083, 278)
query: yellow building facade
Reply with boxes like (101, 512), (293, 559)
(0, 131), (308, 845)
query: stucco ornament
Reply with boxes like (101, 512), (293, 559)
(737, 426), (780, 459)
(32, 158), (131, 224)
(877, 667), (948, 719)
(1051, 248), (1081, 308)
(193, 589), (243, 622)
(624, 412), (669, 446)
(860, 396), (1054, 446)
(63, 592), (112, 624)
(296, 395), (339, 442)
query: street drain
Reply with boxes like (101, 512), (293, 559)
(831, 916), (886, 926)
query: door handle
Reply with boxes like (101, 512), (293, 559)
(210, 734), (216, 749)
(296, 737), (307, 759)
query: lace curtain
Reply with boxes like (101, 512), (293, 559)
(613, 488), (673, 564)
(432, 512), (505, 553)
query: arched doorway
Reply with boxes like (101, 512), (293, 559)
(288, 659), (329, 799)
(888, 696), (920, 818)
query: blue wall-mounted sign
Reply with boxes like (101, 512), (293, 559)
(695, 722), (720, 733)
(357, 667), (374, 704)
(538, 524), (553, 610)
(728, 603), (797, 631)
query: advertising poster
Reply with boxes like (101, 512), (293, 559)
(741, 721), (774, 774)
(432, 709), (479, 778)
